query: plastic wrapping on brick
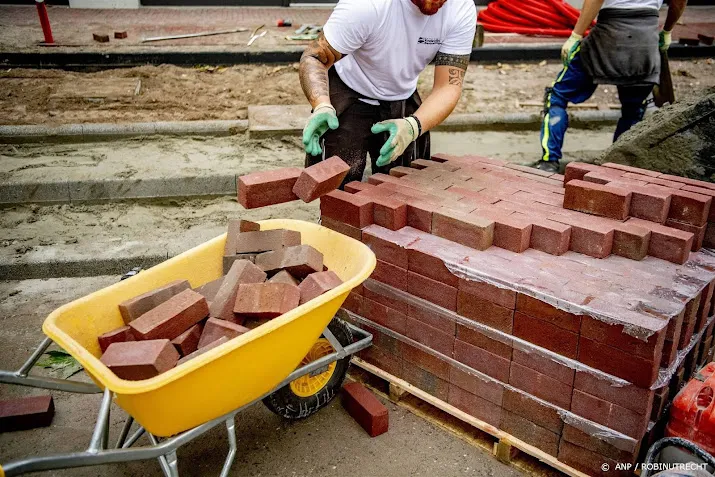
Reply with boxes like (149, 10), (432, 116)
(362, 225), (715, 342)
(344, 309), (639, 450)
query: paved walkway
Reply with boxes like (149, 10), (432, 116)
(1, 4), (714, 52)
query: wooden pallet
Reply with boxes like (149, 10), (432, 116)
(350, 358), (589, 477)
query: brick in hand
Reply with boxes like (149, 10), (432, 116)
(197, 317), (250, 348)
(238, 167), (301, 209)
(299, 271), (343, 304)
(209, 260), (266, 322)
(255, 245), (324, 278)
(234, 282), (301, 319)
(293, 156), (350, 203)
(129, 289), (209, 341)
(0, 395), (54, 432)
(118, 279), (191, 324)
(341, 382), (389, 437)
(100, 340), (179, 380)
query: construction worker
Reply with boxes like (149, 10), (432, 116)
(536, 0), (687, 173)
(299, 0), (477, 184)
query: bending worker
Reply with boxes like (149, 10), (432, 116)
(537, 0), (687, 173)
(299, 0), (477, 183)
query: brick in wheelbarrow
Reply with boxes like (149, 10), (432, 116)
(129, 289), (209, 341)
(293, 156), (350, 203)
(0, 395), (54, 432)
(100, 340), (179, 381)
(268, 270), (299, 286)
(233, 229), (301, 255)
(118, 279), (191, 324)
(233, 282), (300, 320)
(171, 322), (204, 356)
(98, 325), (135, 353)
(194, 277), (224, 303)
(177, 336), (229, 366)
(341, 382), (388, 437)
(197, 318), (250, 349)
(224, 219), (261, 255)
(255, 245), (324, 278)
(209, 260), (266, 323)
(299, 271), (343, 304)
(237, 167), (301, 209)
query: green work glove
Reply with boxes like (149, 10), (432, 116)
(371, 117), (419, 168)
(659, 30), (672, 52)
(561, 32), (583, 66)
(302, 103), (339, 156)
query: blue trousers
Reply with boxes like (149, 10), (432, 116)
(540, 51), (654, 163)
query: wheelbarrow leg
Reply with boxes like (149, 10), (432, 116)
(219, 417), (238, 477)
(116, 416), (135, 449)
(149, 434), (180, 477)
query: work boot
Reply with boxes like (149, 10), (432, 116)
(536, 160), (560, 173)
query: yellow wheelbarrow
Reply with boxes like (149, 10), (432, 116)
(0, 219), (376, 477)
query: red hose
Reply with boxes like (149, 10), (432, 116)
(479, 0), (594, 38)
(498, 0), (567, 30)
(478, 21), (574, 37)
(482, 5), (541, 27)
(35, 0), (54, 44)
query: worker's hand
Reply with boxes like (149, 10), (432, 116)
(302, 103), (339, 156)
(371, 117), (419, 167)
(659, 30), (673, 52)
(561, 32), (583, 65)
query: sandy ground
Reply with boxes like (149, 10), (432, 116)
(0, 276), (526, 477)
(2, 60), (714, 125)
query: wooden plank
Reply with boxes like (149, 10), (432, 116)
(388, 382), (407, 401)
(351, 357), (589, 477)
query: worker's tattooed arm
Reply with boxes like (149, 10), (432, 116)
(299, 33), (343, 108)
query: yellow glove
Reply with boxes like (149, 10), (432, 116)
(371, 117), (419, 167)
(659, 30), (672, 52)
(561, 32), (583, 65)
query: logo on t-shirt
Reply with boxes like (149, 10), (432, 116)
(418, 37), (442, 45)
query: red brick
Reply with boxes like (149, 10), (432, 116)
(611, 182), (673, 224)
(549, 215), (614, 258)
(211, 260), (267, 322)
(401, 360), (450, 401)
(581, 171), (614, 185)
(234, 283), (300, 320)
(447, 385), (502, 428)
(118, 279), (191, 324)
(344, 181), (376, 194)
(406, 199), (438, 233)
(177, 335), (230, 365)
(321, 216), (362, 241)
(502, 388), (563, 433)
(224, 219), (259, 256)
(194, 278), (224, 304)
(408, 272), (457, 311)
(705, 223), (715, 249)
(404, 315), (454, 357)
(101, 339), (179, 380)
(668, 189), (712, 226)
(372, 260), (408, 291)
(299, 271), (342, 305)
(197, 317), (250, 349)
(516, 294), (580, 332)
(646, 176), (685, 189)
(365, 285), (408, 315)
(492, 215), (533, 253)
(408, 249), (459, 287)
(512, 348), (574, 386)
(456, 324), (511, 361)
(362, 298), (406, 334)
(680, 185), (715, 222)
(697, 281), (715, 331)
(665, 219), (707, 251)
(651, 386), (669, 422)
(234, 229), (301, 254)
(564, 162), (600, 184)
(679, 294), (702, 349)
(580, 316), (665, 361)
(627, 218), (694, 264)
(0, 395), (54, 432)
(448, 365), (504, 405)
(408, 304), (454, 335)
(238, 167), (300, 209)
(320, 190), (374, 228)
(342, 292), (363, 315)
(458, 279), (516, 309)
(363, 230), (409, 269)
(255, 245), (324, 278)
(570, 390), (649, 438)
(293, 156), (350, 203)
(432, 209), (494, 251)
(500, 411), (559, 456)
(558, 441), (633, 477)
(564, 179), (632, 221)
(98, 325), (135, 353)
(114, 31), (128, 39)
(457, 291), (514, 333)
(129, 289), (208, 341)
(612, 222), (651, 260)
(574, 370), (654, 417)
(223, 254), (258, 274)
(453, 339), (511, 382)
(602, 162), (660, 177)
(513, 312), (578, 359)
(562, 424), (640, 461)
(358, 340), (402, 377)
(662, 312), (685, 367)
(268, 270), (299, 286)
(372, 196), (407, 231)
(341, 382), (388, 437)
(170, 323), (203, 357)
(577, 338), (660, 388)
(399, 341), (450, 380)
(523, 216), (572, 256)
(509, 362), (572, 409)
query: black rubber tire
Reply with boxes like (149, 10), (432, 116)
(262, 316), (353, 420)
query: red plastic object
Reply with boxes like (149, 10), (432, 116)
(478, 0), (594, 38)
(666, 362), (715, 455)
(35, 0), (54, 44)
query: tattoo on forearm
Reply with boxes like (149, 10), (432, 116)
(299, 33), (342, 104)
(448, 68), (465, 87)
(435, 52), (470, 70)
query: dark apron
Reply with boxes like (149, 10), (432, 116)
(581, 8), (661, 86)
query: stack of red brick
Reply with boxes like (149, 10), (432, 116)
(318, 154), (715, 476)
(97, 220), (343, 381)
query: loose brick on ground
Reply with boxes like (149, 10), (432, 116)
(100, 339), (179, 380)
(233, 283), (301, 320)
(293, 156), (350, 203)
(341, 382), (388, 437)
(197, 317), (250, 348)
(255, 245), (324, 278)
(98, 325), (135, 353)
(119, 279), (191, 324)
(234, 229), (301, 254)
(320, 190), (375, 228)
(129, 289), (208, 341)
(299, 271), (343, 304)
(0, 395), (54, 432)
(238, 167), (301, 209)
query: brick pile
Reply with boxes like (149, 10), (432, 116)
(319, 155), (715, 476)
(98, 220), (343, 381)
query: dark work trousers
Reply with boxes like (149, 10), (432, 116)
(306, 68), (430, 186)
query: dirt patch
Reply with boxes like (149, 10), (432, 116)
(2, 59), (714, 125)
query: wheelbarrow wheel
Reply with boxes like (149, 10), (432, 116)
(263, 315), (353, 420)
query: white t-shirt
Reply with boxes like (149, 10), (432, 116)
(323, 0), (477, 102)
(602, 0), (663, 10)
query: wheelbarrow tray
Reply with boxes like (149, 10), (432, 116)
(41, 219), (376, 437)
